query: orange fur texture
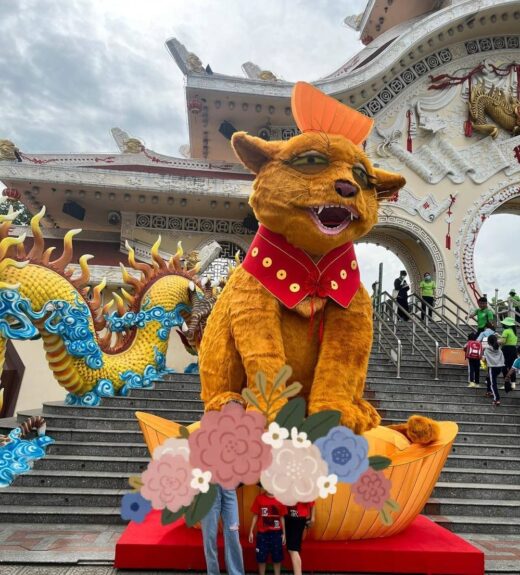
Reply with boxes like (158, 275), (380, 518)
(198, 128), (409, 435)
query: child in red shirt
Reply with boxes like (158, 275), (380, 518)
(285, 501), (316, 575)
(249, 491), (287, 575)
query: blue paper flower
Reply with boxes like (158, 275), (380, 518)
(121, 492), (152, 523)
(314, 426), (369, 483)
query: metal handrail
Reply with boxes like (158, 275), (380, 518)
(379, 291), (440, 380)
(408, 293), (468, 346)
(436, 293), (473, 328)
(373, 308), (402, 378)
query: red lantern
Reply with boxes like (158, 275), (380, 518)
(2, 188), (20, 201)
(187, 96), (203, 115)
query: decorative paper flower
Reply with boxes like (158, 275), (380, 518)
(189, 402), (272, 489)
(121, 492), (152, 523)
(317, 474), (338, 499)
(153, 437), (190, 461)
(315, 426), (368, 483)
(191, 468), (212, 493)
(262, 422), (289, 449)
(141, 454), (197, 512)
(352, 468), (392, 511)
(260, 440), (328, 506)
(291, 427), (311, 449)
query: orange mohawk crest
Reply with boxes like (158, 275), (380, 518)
(291, 81), (374, 145)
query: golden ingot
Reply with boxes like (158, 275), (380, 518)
(136, 412), (458, 542)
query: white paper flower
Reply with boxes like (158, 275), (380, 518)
(317, 474), (338, 499)
(153, 437), (190, 461)
(291, 427), (311, 449)
(190, 468), (212, 493)
(261, 422), (289, 449)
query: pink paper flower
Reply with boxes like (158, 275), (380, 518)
(141, 454), (197, 512)
(189, 402), (272, 489)
(352, 468), (392, 511)
(260, 440), (328, 506)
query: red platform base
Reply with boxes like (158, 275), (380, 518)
(115, 511), (483, 574)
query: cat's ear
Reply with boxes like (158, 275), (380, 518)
(231, 132), (281, 174)
(372, 167), (406, 201)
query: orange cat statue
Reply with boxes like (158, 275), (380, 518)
(198, 82), (438, 442)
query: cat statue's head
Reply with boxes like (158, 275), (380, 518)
(232, 83), (405, 256)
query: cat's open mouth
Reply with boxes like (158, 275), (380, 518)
(308, 205), (359, 235)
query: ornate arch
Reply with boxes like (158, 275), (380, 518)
(455, 180), (520, 304)
(367, 215), (447, 295)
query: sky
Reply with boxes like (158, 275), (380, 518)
(0, 0), (517, 295)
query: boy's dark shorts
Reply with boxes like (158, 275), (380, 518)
(285, 516), (307, 552)
(256, 530), (283, 563)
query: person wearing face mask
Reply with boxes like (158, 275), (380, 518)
(393, 270), (410, 321)
(419, 272), (436, 321)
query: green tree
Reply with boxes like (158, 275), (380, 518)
(0, 199), (32, 226)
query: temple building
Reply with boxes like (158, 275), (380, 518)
(1, 0), (520, 412)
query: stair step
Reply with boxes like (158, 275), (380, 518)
(427, 514), (520, 534)
(48, 441), (149, 457)
(450, 442), (520, 457)
(445, 454), (520, 470)
(440, 467), (520, 484)
(0, 504), (124, 524)
(0, 487), (124, 508)
(15, 469), (131, 489)
(433, 481), (520, 499)
(424, 498), (520, 518)
(34, 454), (149, 472)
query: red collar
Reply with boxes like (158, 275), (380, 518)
(242, 225), (360, 309)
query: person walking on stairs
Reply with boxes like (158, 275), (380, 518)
(499, 317), (518, 390)
(393, 270), (410, 321)
(464, 332), (482, 388)
(469, 297), (495, 336)
(483, 335), (505, 407)
(419, 272), (436, 321)
(504, 346), (520, 390)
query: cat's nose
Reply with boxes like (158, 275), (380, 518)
(335, 180), (358, 198)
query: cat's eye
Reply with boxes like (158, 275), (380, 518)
(352, 164), (371, 188)
(288, 151), (329, 173)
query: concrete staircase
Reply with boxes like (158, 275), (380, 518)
(1, 321), (519, 534)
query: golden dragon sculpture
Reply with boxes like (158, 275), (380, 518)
(0, 207), (210, 406)
(469, 82), (520, 138)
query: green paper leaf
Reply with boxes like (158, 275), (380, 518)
(379, 508), (393, 525)
(184, 484), (218, 527)
(178, 426), (190, 439)
(368, 455), (392, 471)
(161, 506), (186, 526)
(272, 365), (293, 392)
(279, 381), (303, 399)
(242, 388), (261, 410)
(255, 371), (268, 400)
(385, 499), (400, 512)
(275, 397), (306, 430)
(300, 410), (341, 441)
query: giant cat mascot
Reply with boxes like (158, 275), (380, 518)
(199, 82), (438, 443)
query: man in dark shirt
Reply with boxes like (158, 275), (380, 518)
(394, 270), (410, 321)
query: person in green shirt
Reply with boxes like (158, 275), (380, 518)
(469, 297), (495, 335)
(499, 317), (518, 386)
(509, 289), (520, 322)
(419, 272), (436, 321)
